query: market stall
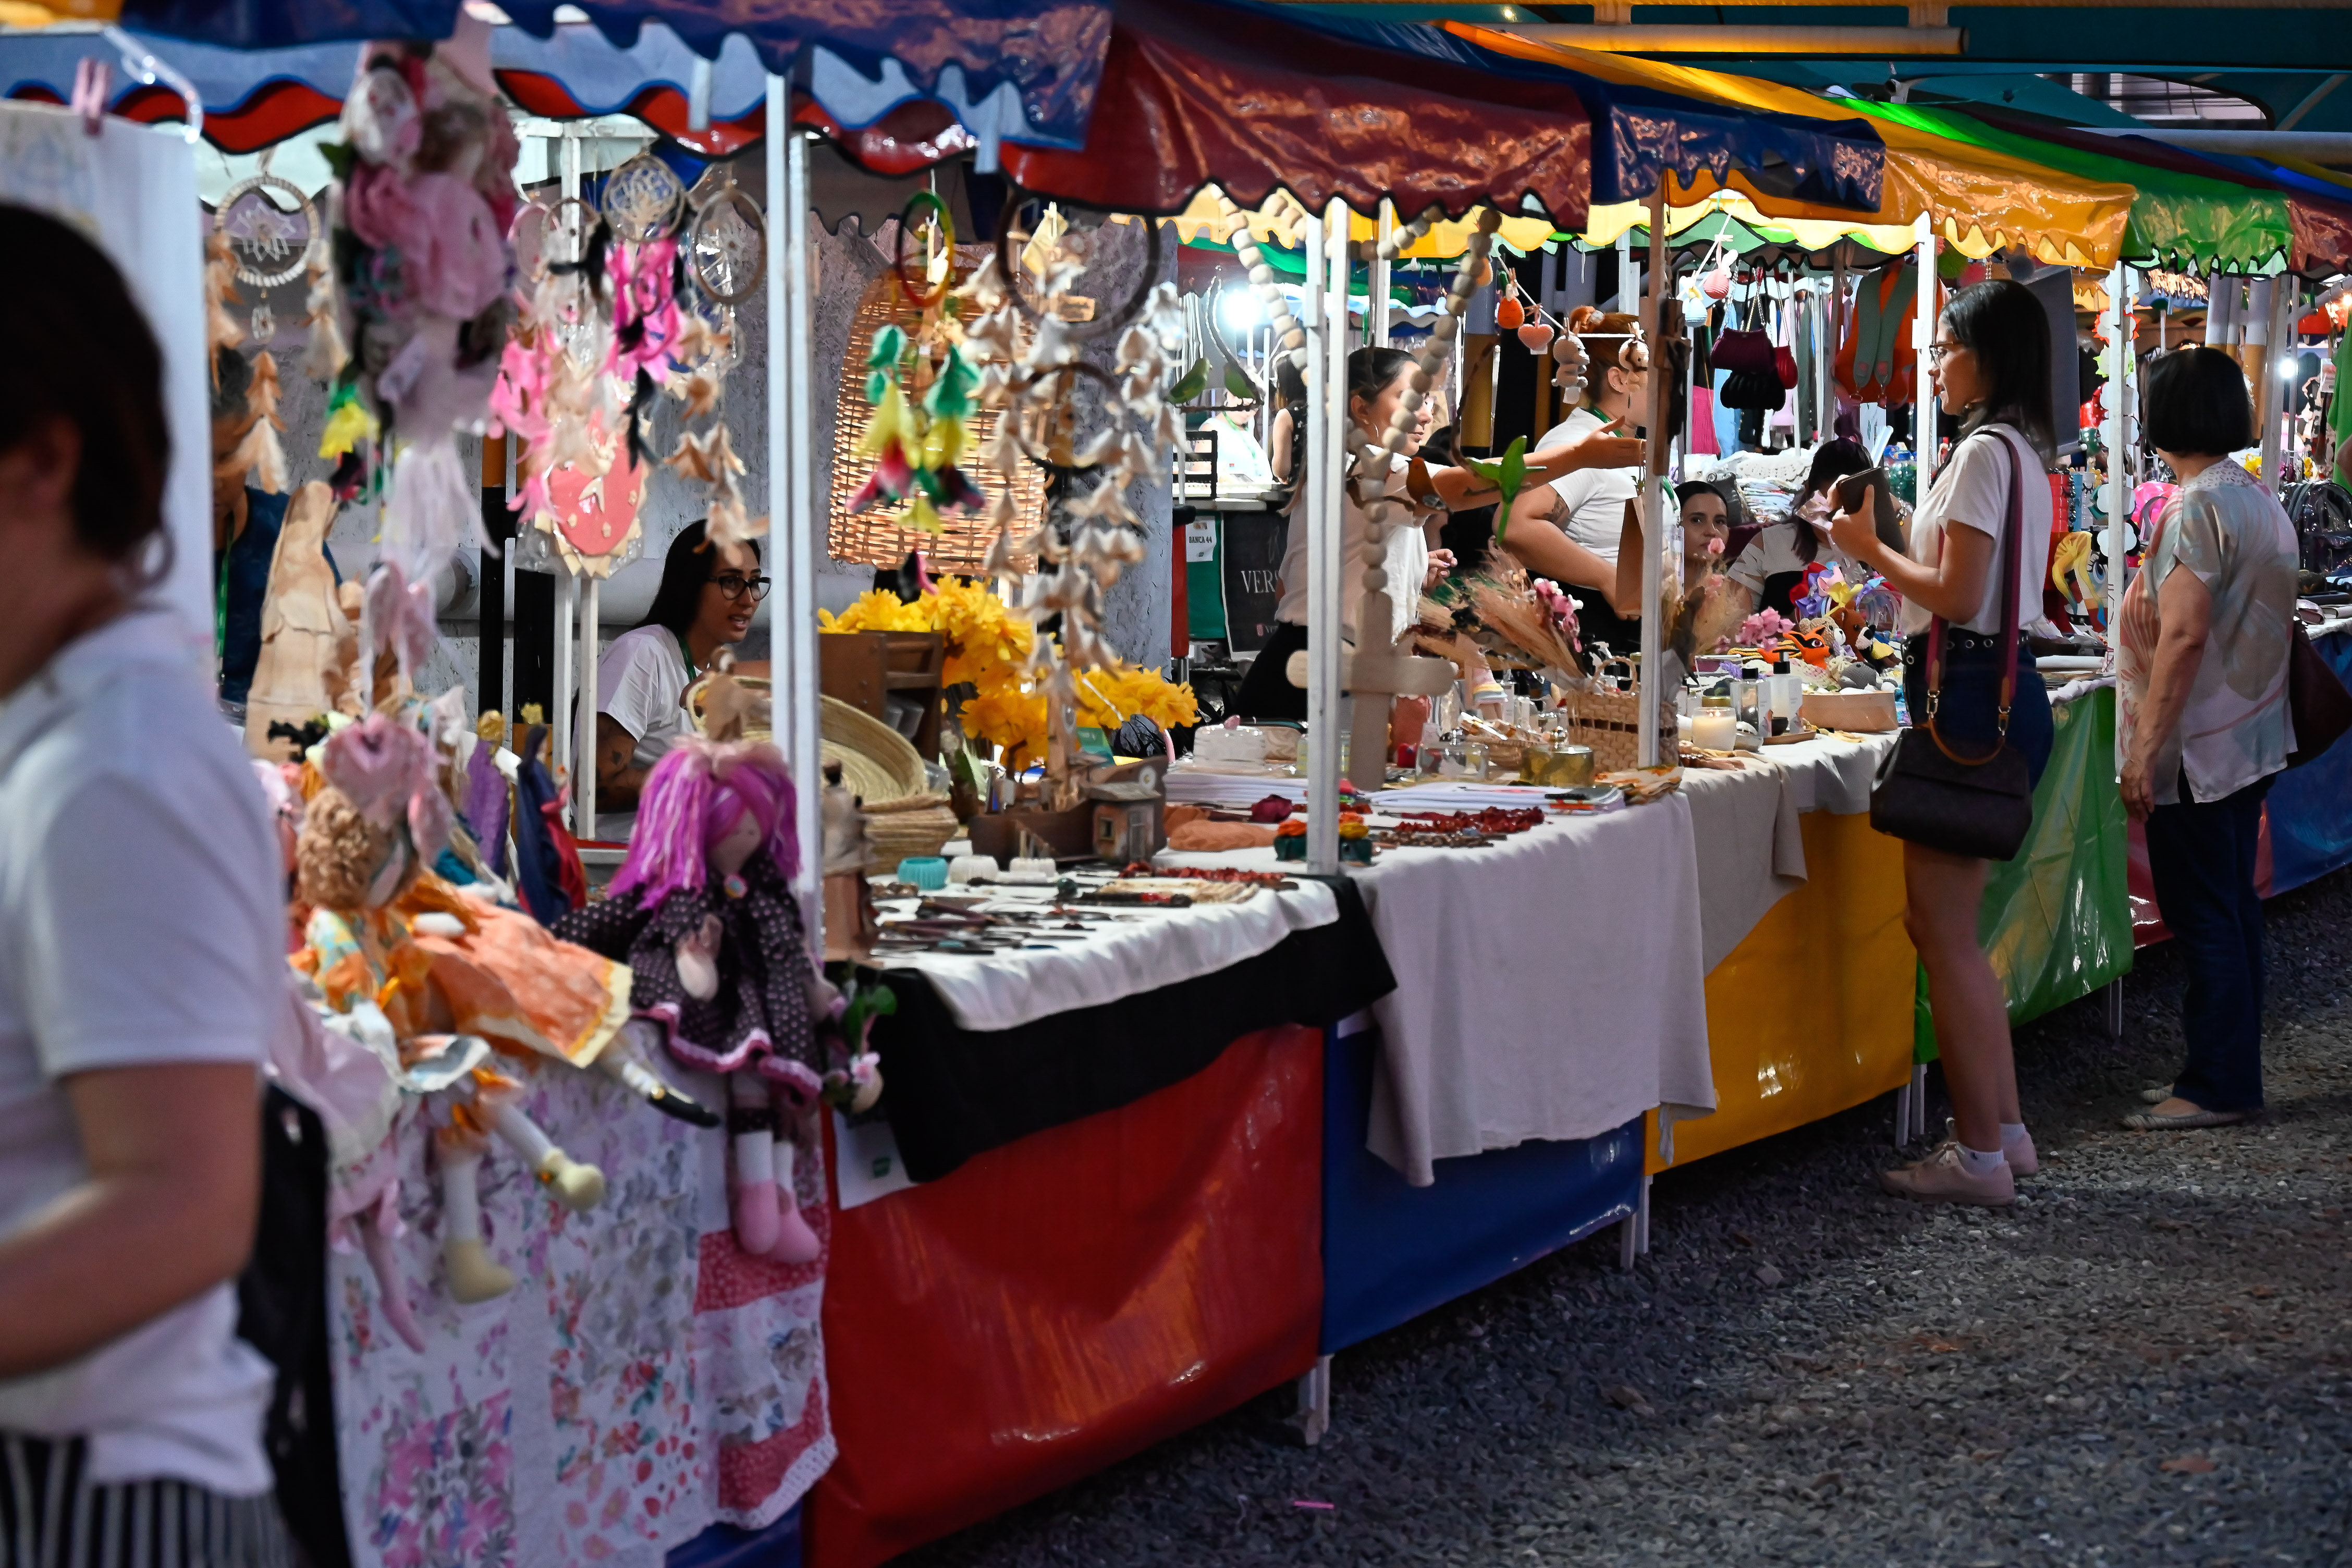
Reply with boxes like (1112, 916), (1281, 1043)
(10, 6), (2350, 1566)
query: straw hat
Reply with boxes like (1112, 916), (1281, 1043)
(820, 697), (926, 804)
(820, 697), (956, 870)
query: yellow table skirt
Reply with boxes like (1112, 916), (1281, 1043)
(1647, 811), (1915, 1173)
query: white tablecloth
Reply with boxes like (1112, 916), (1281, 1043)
(1679, 732), (1898, 971)
(1755, 730), (1897, 815)
(875, 879), (1339, 1032)
(1172, 800), (1716, 1186)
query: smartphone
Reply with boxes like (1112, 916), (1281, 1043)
(1833, 469), (1907, 554)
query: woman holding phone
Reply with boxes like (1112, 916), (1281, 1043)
(1822, 279), (2057, 1207)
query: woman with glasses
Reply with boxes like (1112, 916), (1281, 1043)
(594, 521), (767, 839)
(1823, 279), (2059, 1206)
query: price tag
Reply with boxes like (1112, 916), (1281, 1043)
(1184, 518), (1217, 563)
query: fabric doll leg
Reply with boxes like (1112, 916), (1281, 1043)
(728, 1071), (781, 1255)
(484, 1094), (607, 1212)
(765, 1102), (822, 1265)
(355, 1209), (427, 1352)
(437, 1139), (517, 1303)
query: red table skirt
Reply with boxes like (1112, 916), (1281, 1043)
(808, 1023), (1325, 1568)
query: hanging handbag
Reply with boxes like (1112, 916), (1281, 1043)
(2286, 618), (2352, 767)
(1869, 430), (2037, 861)
(1773, 344), (1799, 390)
(1710, 326), (1776, 375)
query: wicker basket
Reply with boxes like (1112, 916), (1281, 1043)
(828, 257), (1047, 574)
(862, 793), (960, 873)
(819, 697), (953, 873)
(820, 697), (927, 801)
(1555, 684), (1680, 775)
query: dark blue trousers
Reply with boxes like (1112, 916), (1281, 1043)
(2145, 774), (2273, 1113)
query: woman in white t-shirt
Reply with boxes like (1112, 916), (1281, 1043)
(1234, 346), (1644, 719)
(0, 209), (292, 1563)
(1824, 278), (2059, 1210)
(1723, 438), (1875, 617)
(594, 521), (765, 839)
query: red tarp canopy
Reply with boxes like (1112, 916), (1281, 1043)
(1002, 0), (1592, 228)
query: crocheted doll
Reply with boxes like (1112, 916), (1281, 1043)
(556, 739), (827, 1262)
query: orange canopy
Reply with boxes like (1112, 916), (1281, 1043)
(1450, 23), (2136, 268)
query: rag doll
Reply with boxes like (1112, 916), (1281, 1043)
(556, 739), (829, 1262)
(295, 714), (608, 1307)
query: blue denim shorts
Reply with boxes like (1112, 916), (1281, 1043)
(1902, 630), (2055, 790)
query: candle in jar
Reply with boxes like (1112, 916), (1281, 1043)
(1690, 710), (1737, 751)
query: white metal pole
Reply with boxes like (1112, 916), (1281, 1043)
(1372, 201), (1394, 347)
(1327, 199), (1352, 802)
(553, 128), (581, 783)
(769, 85), (822, 929)
(2104, 262), (2130, 777)
(1914, 216), (1939, 492)
(1636, 185), (1668, 768)
(577, 577), (599, 836)
(1616, 227), (1634, 312)
(1303, 204), (1339, 875)
(2259, 275), (2293, 493)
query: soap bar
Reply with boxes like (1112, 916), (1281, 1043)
(1004, 856), (1059, 884)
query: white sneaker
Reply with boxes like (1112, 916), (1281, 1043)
(1879, 1141), (2016, 1207)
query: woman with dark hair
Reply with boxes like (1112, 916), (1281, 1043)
(594, 520), (766, 837)
(1496, 313), (1651, 655)
(0, 206), (295, 1562)
(1676, 478), (1738, 582)
(1424, 423), (1497, 574)
(1826, 278), (2060, 1206)
(1725, 437), (1873, 616)
(2117, 347), (2298, 1131)
(1264, 354), (1308, 499)
(1233, 346), (1644, 719)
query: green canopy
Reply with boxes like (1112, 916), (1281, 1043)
(1852, 100), (2293, 273)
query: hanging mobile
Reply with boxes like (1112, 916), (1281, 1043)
(212, 148), (316, 345)
(688, 167), (765, 304)
(601, 151), (687, 244)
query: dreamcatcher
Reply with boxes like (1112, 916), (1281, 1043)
(954, 192), (1183, 805)
(491, 149), (768, 570)
(205, 155), (320, 504)
(212, 153), (320, 347)
(843, 190), (987, 535)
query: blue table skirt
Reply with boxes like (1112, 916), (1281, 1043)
(1320, 1026), (1645, 1354)
(2268, 628), (2352, 896)
(667, 1508), (800, 1568)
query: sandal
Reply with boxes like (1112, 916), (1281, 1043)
(2139, 1083), (2175, 1105)
(2122, 1108), (2250, 1131)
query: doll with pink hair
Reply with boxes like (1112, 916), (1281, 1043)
(556, 738), (826, 1261)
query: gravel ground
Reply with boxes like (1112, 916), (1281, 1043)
(902, 870), (2352, 1568)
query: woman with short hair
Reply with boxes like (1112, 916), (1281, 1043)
(2118, 347), (2299, 1131)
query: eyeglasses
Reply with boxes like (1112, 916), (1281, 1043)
(712, 572), (772, 602)
(1926, 342), (1961, 364)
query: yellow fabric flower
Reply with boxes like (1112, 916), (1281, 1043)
(319, 397), (380, 459)
(818, 576), (1197, 770)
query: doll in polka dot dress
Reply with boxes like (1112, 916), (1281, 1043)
(557, 739), (827, 1261)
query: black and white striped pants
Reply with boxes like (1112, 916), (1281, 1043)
(1, 1434), (295, 1568)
